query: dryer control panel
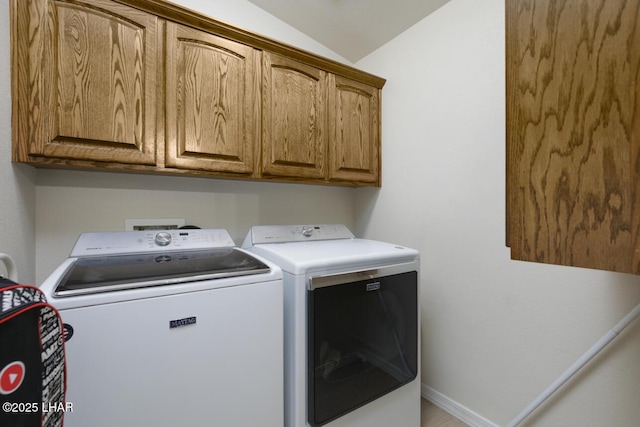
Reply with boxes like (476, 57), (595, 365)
(70, 229), (236, 257)
(243, 224), (355, 245)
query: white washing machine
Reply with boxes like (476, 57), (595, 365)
(40, 229), (283, 427)
(243, 224), (420, 427)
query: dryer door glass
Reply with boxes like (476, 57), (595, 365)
(307, 271), (418, 426)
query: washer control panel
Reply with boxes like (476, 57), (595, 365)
(243, 224), (355, 245)
(70, 229), (236, 257)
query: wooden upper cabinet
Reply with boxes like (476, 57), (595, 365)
(262, 55), (381, 186)
(11, 0), (385, 186)
(506, 0), (640, 274)
(13, 0), (158, 165)
(328, 75), (380, 185)
(165, 23), (259, 175)
(261, 53), (327, 179)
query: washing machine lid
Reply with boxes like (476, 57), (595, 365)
(244, 225), (418, 275)
(52, 229), (271, 297)
(53, 248), (271, 297)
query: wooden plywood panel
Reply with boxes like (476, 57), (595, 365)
(506, 0), (640, 273)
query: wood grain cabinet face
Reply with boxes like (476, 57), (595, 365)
(506, 0), (640, 274)
(328, 75), (380, 185)
(261, 53), (327, 179)
(15, 0), (158, 165)
(11, 0), (385, 186)
(261, 55), (381, 186)
(165, 23), (259, 174)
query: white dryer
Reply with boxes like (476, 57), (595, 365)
(243, 224), (420, 427)
(40, 229), (284, 427)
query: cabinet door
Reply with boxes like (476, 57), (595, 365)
(328, 75), (380, 185)
(21, 0), (158, 165)
(261, 53), (327, 179)
(165, 23), (258, 174)
(506, 0), (640, 274)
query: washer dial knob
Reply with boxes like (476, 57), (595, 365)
(154, 231), (172, 246)
(301, 226), (314, 237)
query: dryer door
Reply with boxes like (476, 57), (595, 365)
(307, 269), (418, 426)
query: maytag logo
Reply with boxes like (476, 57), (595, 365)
(366, 282), (381, 291)
(169, 316), (197, 329)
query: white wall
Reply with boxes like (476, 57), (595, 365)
(0, 1), (37, 284)
(356, 0), (640, 426)
(35, 171), (356, 282)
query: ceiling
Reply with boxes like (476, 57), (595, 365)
(247, 0), (451, 63)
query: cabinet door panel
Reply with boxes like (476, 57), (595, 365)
(262, 53), (326, 178)
(328, 75), (380, 184)
(166, 23), (258, 174)
(41, 0), (157, 164)
(506, 0), (640, 273)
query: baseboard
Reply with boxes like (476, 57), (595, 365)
(421, 384), (500, 427)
